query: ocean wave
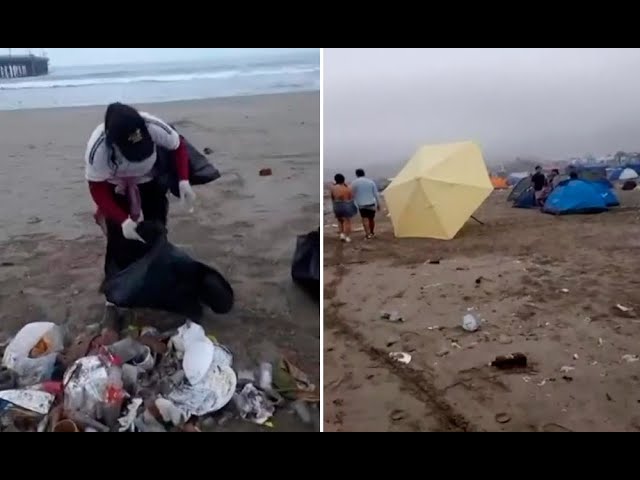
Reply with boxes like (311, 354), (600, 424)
(0, 65), (319, 90)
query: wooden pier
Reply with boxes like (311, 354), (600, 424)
(0, 54), (49, 79)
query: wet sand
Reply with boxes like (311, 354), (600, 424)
(325, 189), (640, 432)
(0, 92), (320, 431)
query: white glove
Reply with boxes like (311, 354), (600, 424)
(179, 180), (196, 212)
(122, 217), (145, 243)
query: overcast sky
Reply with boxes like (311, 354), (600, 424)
(3, 48), (315, 66)
(324, 48), (640, 169)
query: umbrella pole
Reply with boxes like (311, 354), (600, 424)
(471, 215), (485, 225)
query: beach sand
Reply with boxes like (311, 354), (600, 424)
(324, 189), (640, 432)
(0, 92), (320, 431)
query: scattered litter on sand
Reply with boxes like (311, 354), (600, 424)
(380, 311), (404, 323)
(491, 353), (528, 370)
(616, 304), (632, 313)
(389, 352), (412, 365)
(462, 314), (480, 332)
(0, 319), (317, 432)
(495, 413), (511, 424)
(622, 354), (640, 364)
(560, 366), (575, 374)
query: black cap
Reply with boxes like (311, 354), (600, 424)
(104, 103), (154, 163)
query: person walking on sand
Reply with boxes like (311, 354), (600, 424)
(330, 174), (357, 243)
(351, 168), (381, 239)
(85, 102), (197, 332)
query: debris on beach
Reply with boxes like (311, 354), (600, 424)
(380, 310), (404, 323)
(389, 352), (412, 365)
(203, 147), (213, 155)
(462, 313), (480, 332)
(490, 353), (528, 370)
(616, 304), (632, 313)
(622, 354), (640, 364)
(0, 319), (316, 432)
(560, 366), (575, 374)
(259, 168), (273, 177)
(495, 413), (511, 424)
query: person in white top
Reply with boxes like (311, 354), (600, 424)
(85, 102), (196, 332)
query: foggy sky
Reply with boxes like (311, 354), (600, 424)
(3, 48), (316, 66)
(324, 48), (640, 169)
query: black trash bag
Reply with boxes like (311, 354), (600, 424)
(102, 222), (233, 319)
(291, 228), (320, 298)
(155, 132), (221, 198)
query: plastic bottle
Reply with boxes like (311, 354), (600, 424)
(101, 353), (125, 430)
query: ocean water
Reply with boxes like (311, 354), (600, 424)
(0, 50), (319, 110)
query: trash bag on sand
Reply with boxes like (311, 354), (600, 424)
(155, 133), (220, 198)
(291, 228), (320, 298)
(101, 222), (233, 318)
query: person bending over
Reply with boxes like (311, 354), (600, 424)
(85, 102), (197, 331)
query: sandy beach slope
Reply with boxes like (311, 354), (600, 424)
(324, 189), (640, 432)
(0, 91), (320, 431)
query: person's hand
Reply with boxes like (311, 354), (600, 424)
(179, 180), (196, 212)
(377, 204), (381, 212)
(122, 217), (145, 243)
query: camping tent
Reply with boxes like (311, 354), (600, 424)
(613, 168), (639, 181)
(588, 179), (620, 207)
(384, 141), (493, 239)
(507, 172), (528, 186)
(490, 176), (509, 189)
(507, 176), (531, 202)
(512, 188), (537, 209)
(566, 165), (607, 182)
(542, 180), (608, 215)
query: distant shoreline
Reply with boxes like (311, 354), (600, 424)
(0, 88), (319, 113)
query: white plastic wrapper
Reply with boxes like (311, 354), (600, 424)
(167, 364), (236, 417)
(0, 389), (55, 415)
(165, 321), (236, 417)
(63, 356), (109, 417)
(2, 322), (64, 387)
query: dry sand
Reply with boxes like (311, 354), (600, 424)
(0, 92), (320, 431)
(324, 189), (640, 432)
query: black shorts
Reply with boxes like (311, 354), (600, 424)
(359, 207), (376, 220)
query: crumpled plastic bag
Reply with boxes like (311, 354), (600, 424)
(165, 322), (236, 417)
(170, 321), (233, 384)
(233, 383), (275, 425)
(2, 322), (64, 387)
(62, 356), (109, 418)
(166, 364), (236, 417)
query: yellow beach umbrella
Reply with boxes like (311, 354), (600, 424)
(384, 141), (493, 240)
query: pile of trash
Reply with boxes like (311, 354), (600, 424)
(0, 320), (317, 432)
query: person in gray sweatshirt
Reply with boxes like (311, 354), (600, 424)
(350, 169), (381, 239)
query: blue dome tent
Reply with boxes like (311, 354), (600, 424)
(589, 179), (620, 207)
(542, 180), (608, 215)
